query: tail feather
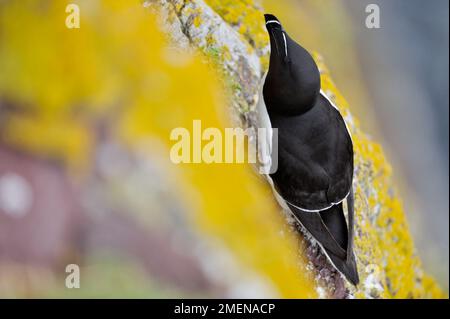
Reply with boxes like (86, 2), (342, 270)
(286, 197), (359, 286)
(287, 202), (346, 259)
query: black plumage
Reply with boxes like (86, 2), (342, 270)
(260, 14), (359, 285)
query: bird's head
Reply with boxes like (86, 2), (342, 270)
(263, 14), (321, 115)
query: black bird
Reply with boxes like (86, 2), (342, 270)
(257, 14), (359, 285)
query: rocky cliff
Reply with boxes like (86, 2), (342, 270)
(0, 0), (445, 298)
(144, 0), (445, 298)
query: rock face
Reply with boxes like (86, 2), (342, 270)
(145, 0), (445, 298)
(0, 0), (444, 298)
(145, 0), (266, 119)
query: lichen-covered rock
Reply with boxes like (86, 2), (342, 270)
(145, 0), (265, 115)
(1, 0), (315, 298)
(146, 0), (445, 298)
(0, 0), (445, 298)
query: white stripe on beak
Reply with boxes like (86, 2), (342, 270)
(265, 20), (281, 26)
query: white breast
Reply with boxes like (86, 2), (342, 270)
(255, 72), (274, 175)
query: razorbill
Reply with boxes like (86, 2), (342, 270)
(257, 13), (359, 285)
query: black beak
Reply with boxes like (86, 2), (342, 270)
(264, 14), (279, 24)
(264, 13), (289, 63)
(264, 13), (283, 32)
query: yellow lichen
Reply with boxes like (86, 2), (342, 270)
(0, 0), (445, 299)
(0, 0), (316, 298)
(205, 0), (269, 68)
(315, 56), (445, 298)
(207, 0), (446, 298)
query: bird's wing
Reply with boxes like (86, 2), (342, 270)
(257, 78), (359, 284)
(256, 79), (353, 211)
(268, 93), (353, 211)
(287, 201), (347, 259)
(320, 90), (353, 143)
(286, 196), (359, 285)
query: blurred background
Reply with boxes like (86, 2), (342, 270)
(346, 0), (449, 290)
(0, 0), (448, 297)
